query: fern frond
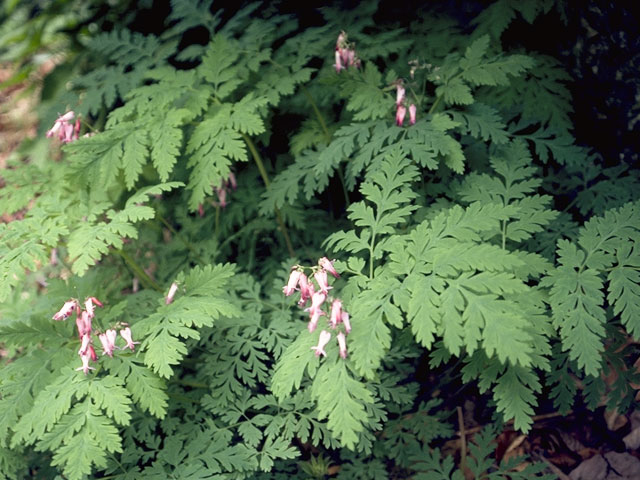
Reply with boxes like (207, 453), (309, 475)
(311, 359), (373, 450)
(137, 264), (241, 378)
(340, 63), (389, 122)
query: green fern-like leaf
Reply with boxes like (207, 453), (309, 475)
(341, 63), (389, 122)
(450, 102), (510, 144)
(543, 202), (640, 376)
(137, 264), (241, 378)
(271, 331), (320, 401)
(325, 153), (419, 261)
(106, 356), (168, 418)
(311, 359), (373, 450)
(44, 398), (122, 480)
(608, 243), (640, 337)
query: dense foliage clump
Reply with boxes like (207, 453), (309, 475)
(0, 1), (638, 478)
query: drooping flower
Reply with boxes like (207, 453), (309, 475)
(46, 111), (81, 144)
(409, 103), (417, 125)
(53, 300), (78, 321)
(283, 269), (302, 296)
(76, 349), (96, 375)
(216, 187), (227, 208)
(334, 31), (360, 73)
(165, 282), (179, 305)
(227, 172), (238, 190)
(330, 299), (342, 328)
(99, 329), (118, 357)
(396, 105), (407, 126)
(298, 273), (312, 304)
(337, 332), (348, 359)
(334, 49), (344, 73)
(78, 333), (91, 356)
(73, 118), (81, 141)
(76, 310), (92, 337)
(84, 296), (103, 319)
(311, 330), (332, 357)
(84, 299), (94, 318)
(341, 311), (352, 334)
(314, 269), (331, 294)
(396, 84), (406, 106)
(347, 48), (356, 67)
(299, 279), (315, 307)
(318, 257), (339, 278)
(46, 111), (75, 138)
(120, 327), (140, 351)
(306, 291), (327, 313)
(308, 308), (325, 333)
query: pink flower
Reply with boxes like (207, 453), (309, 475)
(76, 350), (95, 375)
(341, 311), (352, 334)
(283, 269), (302, 296)
(314, 269), (331, 294)
(396, 105), (407, 126)
(227, 172), (237, 190)
(120, 327), (140, 351)
(99, 329), (118, 357)
(46, 111), (81, 144)
(318, 257), (339, 278)
(330, 299), (342, 328)
(335, 49), (344, 73)
(396, 84), (405, 106)
(84, 296), (102, 319)
(78, 333), (91, 356)
(311, 330), (332, 357)
(306, 291), (327, 313)
(88, 344), (97, 361)
(165, 282), (178, 305)
(73, 118), (81, 141)
(334, 31), (359, 72)
(308, 308), (325, 332)
(299, 279), (315, 307)
(76, 310), (92, 337)
(219, 187), (228, 207)
(298, 273), (312, 305)
(52, 300), (78, 321)
(337, 332), (348, 359)
(46, 111), (75, 138)
(409, 103), (417, 125)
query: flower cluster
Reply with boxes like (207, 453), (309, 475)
(334, 31), (361, 73)
(52, 297), (139, 374)
(46, 111), (81, 143)
(283, 257), (350, 359)
(395, 81), (417, 127)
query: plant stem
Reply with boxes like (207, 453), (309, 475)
(117, 249), (162, 292)
(369, 233), (376, 279)
(428, 95), (442, 115)
(241, 133), (296, 258)
(301, 86), (350, 207)
(215, 205), (220, 238)
(302, 86), (331, 142)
